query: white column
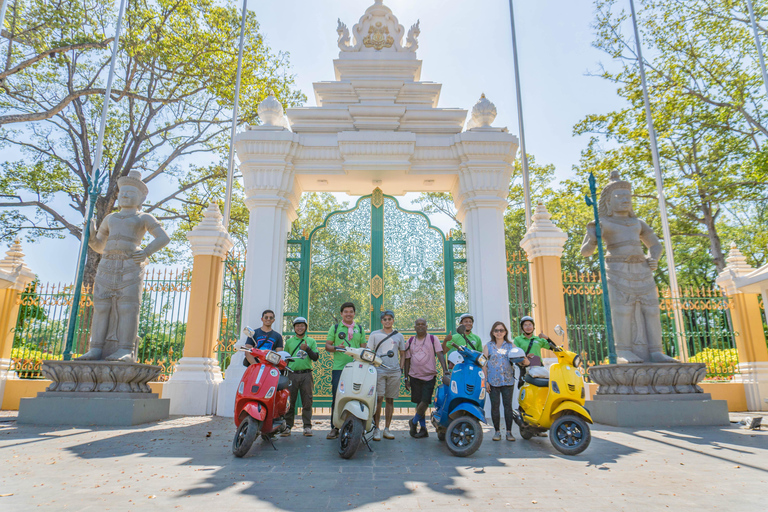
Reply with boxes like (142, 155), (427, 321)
(163, 204), (233, 415)
(0, 241), (35, 407)
(216, 120), (299, 416)
(452, 129), (516, 341)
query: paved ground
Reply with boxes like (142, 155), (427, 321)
(0, 411), (767, 511)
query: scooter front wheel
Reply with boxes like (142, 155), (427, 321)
(445, 415), (483, 457)
(338, 416), (364, 459)
(550, 414), (591, 456)
(232, 416), (261, 458)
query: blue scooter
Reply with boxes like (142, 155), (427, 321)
(431, 325), (489, 457)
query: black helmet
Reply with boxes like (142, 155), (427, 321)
(519, 315), (535, 330)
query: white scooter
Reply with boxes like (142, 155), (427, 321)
(332, 346), (394, 459)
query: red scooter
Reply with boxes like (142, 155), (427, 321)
(232, 329), (293, 457)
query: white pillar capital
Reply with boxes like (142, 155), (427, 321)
(520, 202), (568, 260)
(716, 243), (755, 295)
(0, 240), (35, 291)
(186, 204), (235, 259)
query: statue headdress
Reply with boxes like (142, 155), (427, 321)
(598, 170), (634, 218)
(117, 170), (148, 199)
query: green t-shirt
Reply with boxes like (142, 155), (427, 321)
(326, 323), (366, 370)
(284, 335), (317, 372)
(513, 335), (550, 357)
(446, 331), (483, 356)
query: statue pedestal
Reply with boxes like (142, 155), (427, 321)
(587, 363), (729, 427)
(17, 361), (169, 426)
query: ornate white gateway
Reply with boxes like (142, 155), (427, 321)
(218, 0), (519, 415)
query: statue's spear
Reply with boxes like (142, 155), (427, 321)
(62, 0), (128, 360)
(585, 172), (617, 365)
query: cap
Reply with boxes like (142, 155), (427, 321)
(293, 316), (308, 327)
(459, 313), (474, 323)
(519, 315), (535, 328)
(380, 309), (395, 320)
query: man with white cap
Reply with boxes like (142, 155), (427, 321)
(366, 309), (406, 441)
(283, 316), (319, 437)
(443, 313), (483, 359)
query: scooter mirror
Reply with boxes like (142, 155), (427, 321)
(295, 350), (308, 359)
(386, 350), (394, 358)
(554, 325), (565, 337)
(457, 325), (466, 335)
(242, 326), (255, 338)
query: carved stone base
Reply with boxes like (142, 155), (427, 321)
(18, 395), (170, 426)
(587, 363), (729, 427)
(41, 360), (161, 394)
(589, 363), (707, 396)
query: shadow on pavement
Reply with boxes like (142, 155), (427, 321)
(44, 415), (640, 511)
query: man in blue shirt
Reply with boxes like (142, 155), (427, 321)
(244, 309), (284, 367)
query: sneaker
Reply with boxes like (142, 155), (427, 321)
(303, 428), (313, 437)
(383, 428), (395, 440)
(506, 431), (516, 442)
(326, 428), (339, 440)
(492, 431), (502, 441)
(408, 418), (418, 438)
(372, 427), (381, 441)
(280, 428), (292, 437)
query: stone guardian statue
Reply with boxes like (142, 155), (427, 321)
(580, 171), (677, 364)
(77, 170), (170, 362)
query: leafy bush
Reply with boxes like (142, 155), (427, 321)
(689, 348), (738, 377)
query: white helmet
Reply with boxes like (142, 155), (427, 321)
(447, 351), (464, 366)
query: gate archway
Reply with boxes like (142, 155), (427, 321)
(282, 188), (467, 405)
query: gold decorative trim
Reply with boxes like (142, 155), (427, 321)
(370, 274), (383, 298)
(363, 22), (394, 51)
(371, 187), (384, 208)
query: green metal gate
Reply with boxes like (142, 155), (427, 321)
(282, 189), (466, 406)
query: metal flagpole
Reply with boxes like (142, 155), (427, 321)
(745, 0), (768, 99)
(62, 0), (128, 360)
(507, 0), (532, 228)
(628, 0), (688, 361)
(0, 0), (10, 38)
(222, 0), (248, 229)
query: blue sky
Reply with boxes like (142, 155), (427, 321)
(14, 0), (627, 282)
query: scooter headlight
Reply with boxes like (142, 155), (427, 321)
(265, 351), (282, 365)
(360, 349), (376, 363)
(479, 387), (486, 400)
(572, 355), (582, 368)
(476, 355), (487, 367)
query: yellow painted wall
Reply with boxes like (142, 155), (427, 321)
(1, 379), (51, 410)
(2, 380), (166, 410)
(700, 382), (748, 412)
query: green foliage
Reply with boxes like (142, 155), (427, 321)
(0, 0), (305, 269)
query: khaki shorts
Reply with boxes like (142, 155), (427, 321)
(376, 372), (400, 399)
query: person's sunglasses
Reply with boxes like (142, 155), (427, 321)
(493, 328), (506, 333)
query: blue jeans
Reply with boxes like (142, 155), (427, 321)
(330, 369), (343, 425)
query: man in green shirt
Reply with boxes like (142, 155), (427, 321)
(324, 301), (366, 440)
(443, 313), (483, 361)
(512, 315), (552, 365)
(282, 317), (319, 437)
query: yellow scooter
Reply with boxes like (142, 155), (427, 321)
(515, 325), (593, 455)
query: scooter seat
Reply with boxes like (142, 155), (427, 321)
(277, 375), (291, 391)
(524, 374), (549, 387)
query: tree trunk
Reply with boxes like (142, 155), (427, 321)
(700, 200), (725, 273)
